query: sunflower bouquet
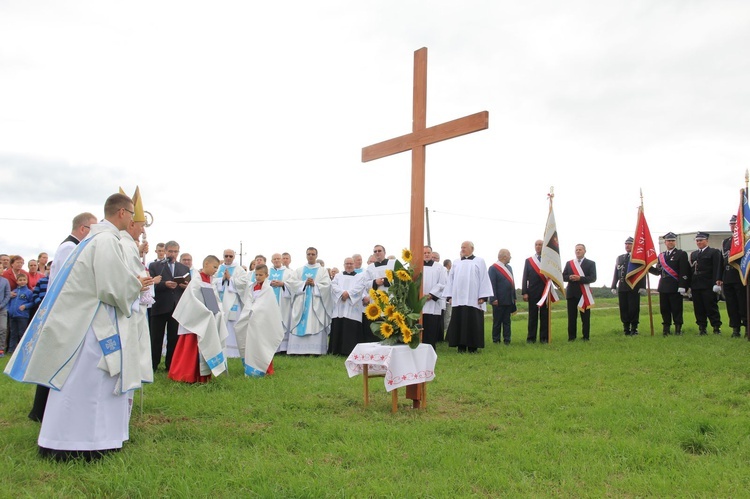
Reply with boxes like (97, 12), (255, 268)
(365, 248), (429, 349)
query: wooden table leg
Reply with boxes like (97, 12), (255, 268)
(392, 388), (398, 413)
(363, 364), (369, 407)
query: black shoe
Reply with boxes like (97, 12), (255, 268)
(568, 338), (576, 342)
(732, 328), (741, 338)
(504, 340), (510, 345)
(631, 330), (639, 336)
(699, 329), (708, 336)
(526, 339), (536, 344)
(713, 327), (721, 335)
(581, 337), (590, 341)
(675, 325), (683, 335)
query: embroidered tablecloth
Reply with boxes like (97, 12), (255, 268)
(345, 343), (437, 392)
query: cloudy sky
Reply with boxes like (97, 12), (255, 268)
(1, 0), (748, 286)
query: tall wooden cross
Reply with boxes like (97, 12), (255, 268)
(362, 47), (488, 409)
(362, 47), (489, 281)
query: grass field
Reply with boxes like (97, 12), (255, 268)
(2, 297), (750, 497)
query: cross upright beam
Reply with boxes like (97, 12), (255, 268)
(362, 47), (489, 278)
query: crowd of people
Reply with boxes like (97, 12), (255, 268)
(0, 188), (744, 462)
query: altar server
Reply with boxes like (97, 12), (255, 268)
(328, 257), (366, 356)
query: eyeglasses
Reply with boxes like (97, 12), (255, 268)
(224, 255), (234, 258)
(83, 225), (91, 229)
(374, 249), (384, 253)
(122, 208), (135, 216)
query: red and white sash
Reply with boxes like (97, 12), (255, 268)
(493, 262), (514, 287)
(569, 259), (595, 311)
(529, 256), (559, 307)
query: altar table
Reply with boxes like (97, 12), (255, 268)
(345, 343), (437, 412)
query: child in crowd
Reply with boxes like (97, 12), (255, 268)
(235, 264), (284, 376)
(0, 274), (9, 357)
(8, 273), (34, 355)
(169, 255), (228, 384)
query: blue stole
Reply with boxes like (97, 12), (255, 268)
(217, 264), (237, 301)
(269, 267), (284, 302)
(8, 234), (97, 382)
(295, 266), (319, 336)
(205, 351), (225, 372)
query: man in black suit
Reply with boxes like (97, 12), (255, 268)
(610, 236), (647, 336)
(563, 244), (596, 341)
(148, 240), (190, 371)
(649, 232), (691, 336)
(689, 232), (723, 335)
(722, 216), (747, 338)
(521, 240), (549, 343)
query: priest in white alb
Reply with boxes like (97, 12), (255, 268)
(4, 193), (148, 461)
(214, 249), (246, 358)
(287, 247), (333, 355)
(362, 244), (395, 342)
(268, 253), (294, 353)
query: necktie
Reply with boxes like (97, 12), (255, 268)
(169, 262), (174, 275)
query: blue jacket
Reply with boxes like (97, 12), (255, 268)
(8, 285), (34, 318)
(32, 276), (49, 307)
(0, 276), (9, 311)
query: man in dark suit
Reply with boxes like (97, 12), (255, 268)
(488, 249), (516, 345)
(148, 240), (190, 371)
(649, 232), (691, 336)
(610, 236), (647, 336)
(689, 232), (723, 335)
(521, 240), (549, 343)
(722, 216), (746, 338)
(563, 244), (596, 341)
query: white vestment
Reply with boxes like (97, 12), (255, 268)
(119, 231), (154, 386)
(48, 237), (78, 283)
(287, 263), (333, 355)
(267, 266), (294, 352)
(173, 277), (229, 377)
(444, 256), (493, 311)
(422, 262), (447, 316)
(213, 262), (247, 358)
(5, 220), (142, 452)
(331, 272), (366, 322)
(363, 259), (396, 296)
(234, 280), (285, 375)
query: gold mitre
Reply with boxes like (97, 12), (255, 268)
(118, 185), (146, 223)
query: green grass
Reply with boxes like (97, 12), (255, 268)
(2, 297), (750, 497)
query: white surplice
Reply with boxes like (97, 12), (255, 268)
(330, 272), (366, 321)
(421, 261), (447, 316)
(444, 256), (493, 311)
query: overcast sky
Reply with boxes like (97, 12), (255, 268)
(1, 0), (748, 287)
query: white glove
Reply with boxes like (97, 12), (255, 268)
(712, 285), (722, 294)
(638, 288), (647, 296)
(611, 288), (617, 295)
(677, 287), (686, 295)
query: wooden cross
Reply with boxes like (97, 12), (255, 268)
(362, 47), (489, 280)
(361, 47), (488, 409)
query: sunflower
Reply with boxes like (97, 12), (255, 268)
(396, 269), (411, 282)
(384, 304), (396, 319)
(376, 290), (389, 304)
(368, 288), (378, 301)
(402, 248), (412, 263)
(385, 269), (394, 282)
(365, 303), (381, 321)
(402, 328), (412, 344)
(392, 312), (405, 327)
(380, 322), (394, 338)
